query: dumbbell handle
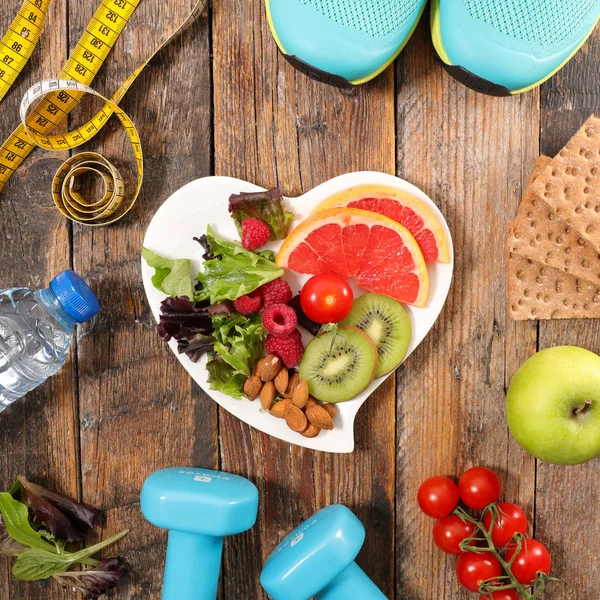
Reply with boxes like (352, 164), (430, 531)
(162, 530), (224, 600)
(316, 562), (388, 600)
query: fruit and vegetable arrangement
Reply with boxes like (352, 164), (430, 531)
(418, 467), (553, 599)
(143, 182), (450, 438)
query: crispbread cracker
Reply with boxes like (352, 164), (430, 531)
(508, 193), (600, 285)
(528, 155), (552, 187)
(508, 253), (600, 320)
(507, 157), (553, 233)
(528, 115), (600, 249)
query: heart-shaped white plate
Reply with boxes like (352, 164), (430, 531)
(142, 172), (453, 453)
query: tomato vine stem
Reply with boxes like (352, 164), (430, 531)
(455, 505), (551, 600)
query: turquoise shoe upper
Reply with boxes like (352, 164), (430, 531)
(434, 0), (600, 92)
(267, 0), (427, 84)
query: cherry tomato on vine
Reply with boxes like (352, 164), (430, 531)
(418, 476), (460, 518)
(300, 274), (354, 324)
(482, 503), (528, 548)
(458, 467), (502, 510)
(505, 538), (551, 585)
(433, 515), (476, 555)
(456, 554), (502, 592)
(478, 590), (519, 600)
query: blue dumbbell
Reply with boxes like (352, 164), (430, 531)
(260, 504), (387, 600)
(141, 467), (259, 600)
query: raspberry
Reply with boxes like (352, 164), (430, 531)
(256, 278), (292, 310)
(265, 329), (304, 368)
(234, 293), (262, 315)
(241, 218), (270, 250)
(262, 303), (298, 335)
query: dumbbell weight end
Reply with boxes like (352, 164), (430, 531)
(162, 530), (224, 600)
(316, 562), (388, 600)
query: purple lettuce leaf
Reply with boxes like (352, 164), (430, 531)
(157, 296), (232, 362)
(228, 188), (295, 240)
(17, 477), (97, 544)
(52, 557), (126, 599)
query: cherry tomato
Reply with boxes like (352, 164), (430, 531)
(456, 554), (502, 592)
(482, 503), (528, 548)
(505, 538), (551, 585)
(433, 515), (476, 555)
(478, 590), (519, 600)
(418, 476), (460, 518)
(300, 274), (354, 324)
(458, 467), (502, 510)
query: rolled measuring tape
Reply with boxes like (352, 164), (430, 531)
(20, 78), (140, 224)
(0, 0), (207, 226)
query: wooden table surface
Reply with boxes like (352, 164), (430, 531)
(1, 1), (599, 598)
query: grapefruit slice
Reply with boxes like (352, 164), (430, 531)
(277, 208), (429, 307)
(312, 184), (450, 263)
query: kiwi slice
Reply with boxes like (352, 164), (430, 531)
(341, 293), (411, 377)
(299, 325), (378, 403)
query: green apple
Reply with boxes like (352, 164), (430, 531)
(506, 346), (600, 465)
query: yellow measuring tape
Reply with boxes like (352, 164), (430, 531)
(0, 0), (50, 103)
(0, 0), (207, 225)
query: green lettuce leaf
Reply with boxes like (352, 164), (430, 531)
(0, 493), (57, 554)
(12, 530), (129, 581)
(142, 248), (194, 299)
(228, 188), (295, 240)
(195, 225), (283, 303)
(206, 312), (265, 399)
(212, 313), (264, 376)
(206, 360), (247, 399)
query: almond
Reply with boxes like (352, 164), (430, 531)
(306, 404), (334, 430)
(274, 368), (289, 395)
(301, 423), (321, 438)
(260, 380), (276, 410)
(269, 399), (292, 418)
(283, 372), (299, 398)
(261, 354), (282, 382)
(322, 403), (337, 418)
(285, 404), (308, 432)
(291, 380), (309, 409)
(243, 375), (262, 401)
(253, 357), (267, 377)
(306, 395), (317, 408)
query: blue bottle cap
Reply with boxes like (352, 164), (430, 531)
(50, 270), (100, 323)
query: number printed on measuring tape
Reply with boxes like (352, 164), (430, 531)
(0, 0), (208, 225)
(0, 0), (51, 103)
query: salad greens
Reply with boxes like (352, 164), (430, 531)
(143, 226), (283, 305)
(141, 248), (194, 299)
(195, 225), (283, 303)
(228, 187), (295, 240)
(207, 312), (264, 399)
(143, 224), (285, 399)
(0, 477), (128, 597)
(157, 296), (224, 362)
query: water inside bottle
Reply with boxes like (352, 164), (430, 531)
(0, 288), (71, 411)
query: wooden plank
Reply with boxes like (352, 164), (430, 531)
(0, 1), (75, 599)
(66, 0), (214, 597)
(212, 0), (397, 597)
(394, 20), (539, 598)
(536, 25), (600, 600)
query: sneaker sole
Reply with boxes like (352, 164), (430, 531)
(430, 0), (599, 96)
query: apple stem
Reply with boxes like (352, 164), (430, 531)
(573, 400), (593, 417)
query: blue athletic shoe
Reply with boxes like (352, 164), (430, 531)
(265, 0), (428, 89)
(431, 0), (600, 95)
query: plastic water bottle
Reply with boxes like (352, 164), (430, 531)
(0, 270), (100, 412)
